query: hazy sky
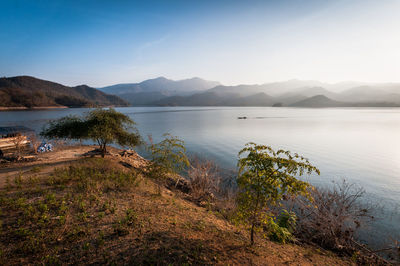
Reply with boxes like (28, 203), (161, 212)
(1, 0), (399, 87)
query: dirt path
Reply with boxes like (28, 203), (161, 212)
(0, 145), (96, 187)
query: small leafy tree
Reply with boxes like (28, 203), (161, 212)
(148, 134), (189, 186)
(236, 142), (320, 245)
(41, 108), (141, 157)
(85, 109), (141, 157)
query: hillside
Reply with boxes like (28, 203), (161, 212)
(225, 92), (275, 106)
(207, 80), (327, 97)
(289, 95), (400, 108)
(5, 76), (400, 108)
(0, 146), (353, 265)
(100, 76), (220, 94)
(154, 81), (400, 107)
(152, 91), (241, 106)
(97, 77), (400, 107)
(99, 77), (220, 105)
(334, 85), (400, 103)
(152, 91), (279, 107)
(290, 95), (345, 107)
(0, 76), (129, 108)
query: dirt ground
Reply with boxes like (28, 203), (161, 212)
(0, 145), (355, 265)
(0, 145), (96, 188)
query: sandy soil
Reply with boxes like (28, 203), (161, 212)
(0, 145), (97, 187)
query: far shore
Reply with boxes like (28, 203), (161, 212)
(0, 105), (131, 111)
(0, 106), (68, 111)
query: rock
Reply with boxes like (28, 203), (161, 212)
(198, 201), (207, 207)
(168, 177), (191, 193)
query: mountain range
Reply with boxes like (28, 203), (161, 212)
(0, 76), (128, 108)
(99, 77), (220, 106)
(2, 75), (400, 108)
(99, 78), (400, 107)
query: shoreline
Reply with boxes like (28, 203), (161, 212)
(0, 105), (129, 111)
(0, 106), (68, 111)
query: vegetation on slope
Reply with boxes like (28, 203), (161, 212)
(0, 156), (353, 265)
(0, 76), (129, 108)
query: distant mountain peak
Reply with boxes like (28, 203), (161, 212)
(290, 95), (342, 107)
(99, 77), (220, 101)
(187, 77), (205, 81)
(151, 76), (169, 81)
(75, 84), (90, 89)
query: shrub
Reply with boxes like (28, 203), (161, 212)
(235, 142), (319, 245)
(266, 210), (297, 243)
(293, 180), (374, 252)
(147, 134), (189, 183)
(187, 156), (220, 202)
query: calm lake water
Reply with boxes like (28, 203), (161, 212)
(1, 106), (399, 247)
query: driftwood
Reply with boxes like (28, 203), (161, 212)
(350, 239), (393, 265)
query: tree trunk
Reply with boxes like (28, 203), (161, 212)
(101, 143), (107, 158)
(250, 223), (255, 245)
(250, 175), (261, 246)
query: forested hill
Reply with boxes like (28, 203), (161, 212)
(0, 76), (129, 108)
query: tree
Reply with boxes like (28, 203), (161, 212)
(40, 116), (88, 140)
(147, 134), (190, 185)
(235, 142), (320, 245)
(41, 108), (141, 157)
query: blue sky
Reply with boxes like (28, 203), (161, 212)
(1, 0), (399, 87)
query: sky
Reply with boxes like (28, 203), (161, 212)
(1, 0), (400, 87)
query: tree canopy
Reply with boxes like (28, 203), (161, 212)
(41, 108), (141, 157)
(235, 142), (320, 244)
(148, 133), (189, 177)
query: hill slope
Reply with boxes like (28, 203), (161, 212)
(0, 76), (129, 108)
(0, 148), (352, 265)
(99, 77), (220, 105)
(143, 79), (400, 107)
(151, 91), (278, 106)
(151, 91), (240, 106)
(290, 94), (400, 108)
(290, 95), (345, 107)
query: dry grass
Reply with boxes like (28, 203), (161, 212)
(0, 156), (353, 265)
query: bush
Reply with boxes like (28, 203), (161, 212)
(147, 134), (189, 181)
(293, 180), (373, 252)
(266, 210), (297, 243)
(187, 156), (220, 202)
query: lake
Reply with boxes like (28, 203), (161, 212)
(1, 106), (399, 247)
